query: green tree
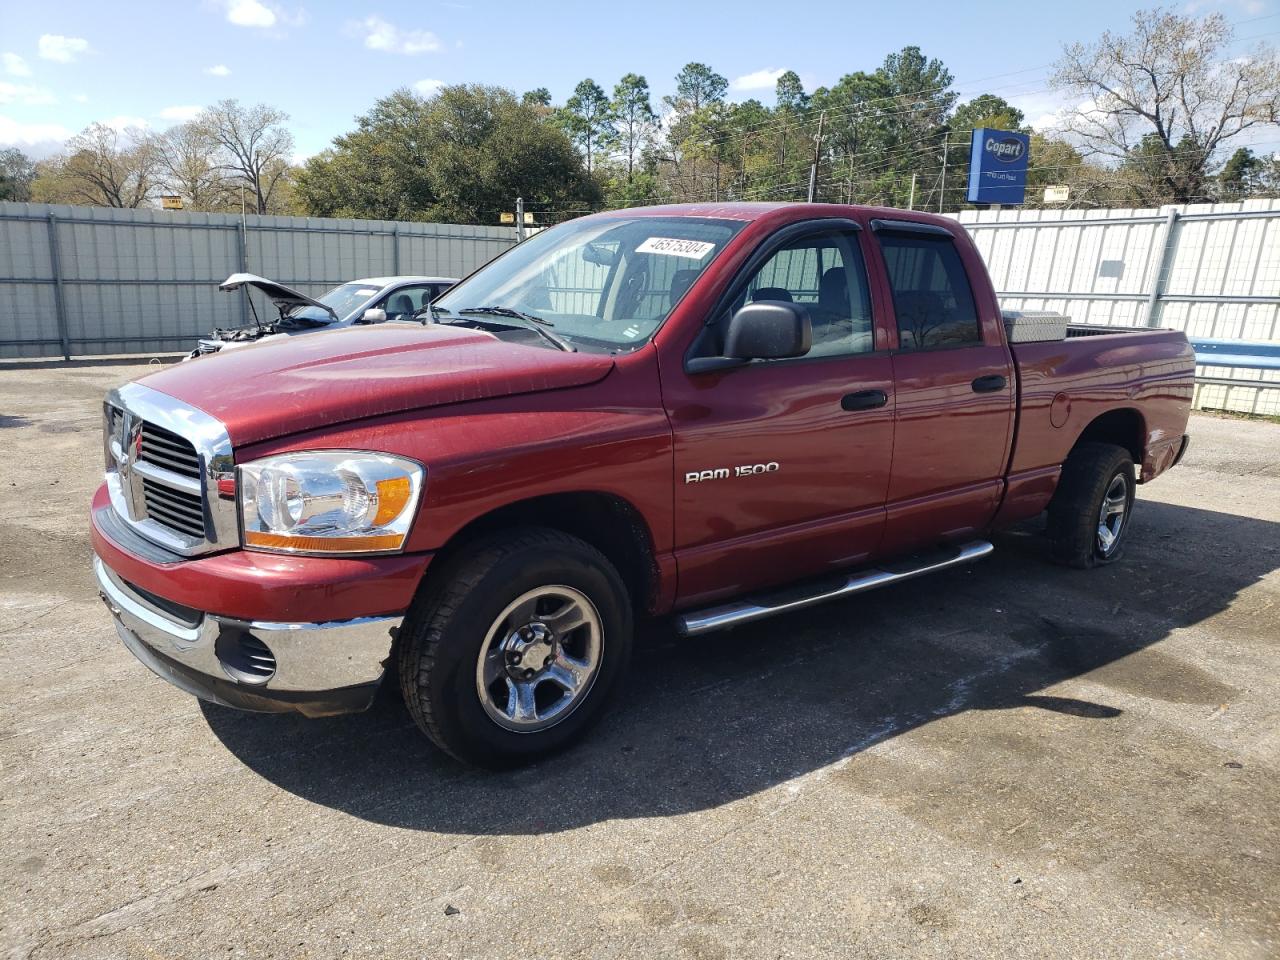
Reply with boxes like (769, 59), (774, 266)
(558, 79), (614, 174)
(1218, 147), (1265, 198)
(669, 62), (728, 113)
(297, 85), (598, 223)
(0, 147), (36, 201)
(809, 47), (957, 207)
(1120, 132), (1210, 204)
(775, 71), (808, 113)
(522, 87), (552, 108)
(612, 73), (656, 181)
(297, 88), (436, 220)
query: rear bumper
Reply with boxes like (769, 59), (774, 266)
(95, 555), (400, 717)
(1172, 433), (1192, 468)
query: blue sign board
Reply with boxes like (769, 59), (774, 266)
(966, 128), (1030, 205)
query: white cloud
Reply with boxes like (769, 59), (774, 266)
(1005, 90), (1073, 133)
(732, 67), (787, 92)
(159, 105), (203, 122)
(73, 93), (89, 103)
(357, 16), (441, 55)
(0, 115), (72, 152)
(38, 34), (90, 63)
(204, 64), (231, 77)
(103, 115), (150, 132)
(226, 0), (276, 27)
(3, 53), (31, 77)
(0, 82), (57, 106)
(413, 78), (445, 96)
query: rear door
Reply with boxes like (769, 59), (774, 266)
(870, 221), (1014, 555)
(667, 222), (896, 608)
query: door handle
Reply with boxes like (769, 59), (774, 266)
(971, 375), (1007, 393)
(841, 389), (889, 411)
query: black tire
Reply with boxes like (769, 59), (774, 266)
(397, 527), (633, 768)
(1047, 442), (1136, 569)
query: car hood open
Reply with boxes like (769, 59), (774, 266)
(140, 323), (616, 446)
(219, 273), (339, 323)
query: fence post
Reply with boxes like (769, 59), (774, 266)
(1144, 207), (1180, 328)
(46, 213), (71, 361)
(237, 219), (249, 328)
(392, 223), (401, 274)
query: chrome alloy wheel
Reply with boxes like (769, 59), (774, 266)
(474, 585), (603, 733)
(1096, 473), (1129, 557)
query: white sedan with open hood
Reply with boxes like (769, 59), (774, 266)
(188, 274), (458, 358)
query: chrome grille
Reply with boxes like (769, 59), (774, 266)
(139, 422), (201, 479)
(142, 479), (205, 538)
(102, 383), (236, 557)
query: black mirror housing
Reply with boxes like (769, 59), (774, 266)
(725, 301), (811, 360)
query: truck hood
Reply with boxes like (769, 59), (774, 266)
(139, 323), (616, 446)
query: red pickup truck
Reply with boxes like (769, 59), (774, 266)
(92, 203), (1194, 767)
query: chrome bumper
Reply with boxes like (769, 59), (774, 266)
(94, 556), (401, 717)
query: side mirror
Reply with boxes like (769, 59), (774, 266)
(361, 308), (387, 324)
(687, 300), (812, 374)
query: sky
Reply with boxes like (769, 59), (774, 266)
(3, 0), (1280, 161)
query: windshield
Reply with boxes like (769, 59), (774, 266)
(285, 282), (381, 325)
(431, 216), (745, 350)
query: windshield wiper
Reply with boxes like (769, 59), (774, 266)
(460, 305), (554, 327)
(455, 306), (575, 352)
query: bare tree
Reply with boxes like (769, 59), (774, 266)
(156, 121), (234, 211)
(197, 99), (294, 214)
(1052, 8), (1280, 202)
(31, 123), (160, 208)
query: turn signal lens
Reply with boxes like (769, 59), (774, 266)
(373, 476), (412, 527)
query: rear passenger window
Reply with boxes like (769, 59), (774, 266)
(879, 234), (981, 350)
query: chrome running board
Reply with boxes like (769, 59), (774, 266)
(676, 540), (994, 637)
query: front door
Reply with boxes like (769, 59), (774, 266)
(666, 224), (896, 608)
(871, 223), (1015, 555)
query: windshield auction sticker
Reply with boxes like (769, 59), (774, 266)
(636, 237), (716, 259)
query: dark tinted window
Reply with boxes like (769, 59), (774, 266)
(879, 234), (981, 350)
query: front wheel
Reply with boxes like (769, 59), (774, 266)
(398, 528), (633, 768)
(1047, 442), (1137, 569)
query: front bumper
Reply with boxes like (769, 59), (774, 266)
(95, 556), (401, 717)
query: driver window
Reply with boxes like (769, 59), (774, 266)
(725, 232), (874, 359)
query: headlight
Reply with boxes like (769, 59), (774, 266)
(238, 452), (424, 555)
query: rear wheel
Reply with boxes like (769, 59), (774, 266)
(398, 528), (632, 768)
(1047, 442), (1136, 569)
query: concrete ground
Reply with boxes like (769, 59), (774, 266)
(1, 361), (1277, 960)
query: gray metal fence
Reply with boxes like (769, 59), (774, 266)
(0, 202), (520, 360)
(952, 200), (1280, 415)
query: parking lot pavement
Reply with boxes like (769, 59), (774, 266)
(0, 361), (1277, 960)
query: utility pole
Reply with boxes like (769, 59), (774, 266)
(807, 110), (827, 203)
(908, 173), (917, 211)
(938, 137), (949, 214)
(515, 196), (525, 241)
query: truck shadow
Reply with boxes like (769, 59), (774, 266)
(202, 499), (1278, 836)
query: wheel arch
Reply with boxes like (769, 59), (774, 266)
(426, 491), (661, 616)
(1070, 407), (1146, 466)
